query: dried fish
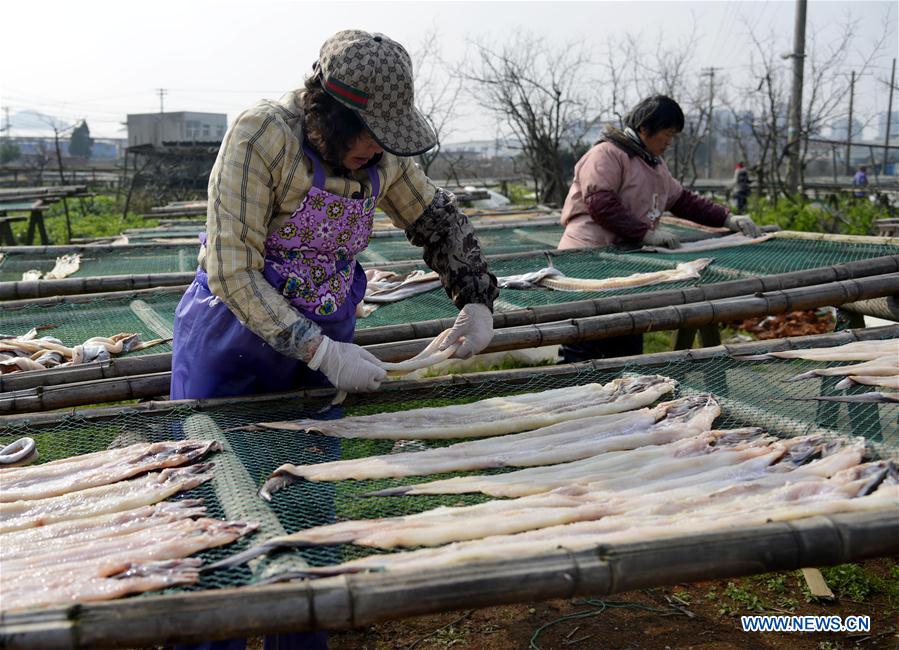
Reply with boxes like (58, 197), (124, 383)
(498, 257), (714, 292)
(785, 357), (899, 382)
(250, 375), (677, 442)
(641, 232), (772, 253)
(261, 407), (664, 487)
(2, 517), (257, 610)
(0, 500), (206, 559)
(0, 440), (222, 502)
(0, 464), (214, 533)
(274, 464), (896, 578)
(1, 559), (203, 611)
(834, 375), (899, 390)
(0, 437), (38, 467)
(361, 397), (719, 497)
(736, 339), (898, 362)
(788, 392), (899, 404)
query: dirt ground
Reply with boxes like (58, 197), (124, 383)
(730, 309), (837, 340)
(325, 559), (898, 650)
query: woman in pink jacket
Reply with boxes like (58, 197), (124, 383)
(557, 95), (760, 362)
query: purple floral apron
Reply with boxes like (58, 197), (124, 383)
(170, 144), (379, 400)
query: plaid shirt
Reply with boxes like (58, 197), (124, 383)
(199, 89), (438, 350)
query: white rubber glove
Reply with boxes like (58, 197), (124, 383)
(439, 303), (494, 360)
(724, 214), (763, 238)
(306, 336), (386, 393)
(642, 227), (681, 249)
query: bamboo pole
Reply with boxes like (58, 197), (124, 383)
(1, 242), (201, 255)
(354, 254), (899, 345)
(773, 230), (899, 246)
(0, 325), (894, 427)
(0, 511), (894, 649)
(0, 373), (171, 414)
(0, 286), (187, 310)
(2, 252), (896, 328)
(369, 273), (899, 362)
(0, 272), (195, 300)
(0, 302), (899, 414)
(0, 353), (172, 393)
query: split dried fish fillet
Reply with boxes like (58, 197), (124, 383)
(786, 356), (899, 382)
(0, 440), (221, 502)
(264, 464), (896, 578)
(737, 338), (897, 362)
(250, 375), (677, 441)
(834, 374), (899, 390)
(0, 464), (213, 533)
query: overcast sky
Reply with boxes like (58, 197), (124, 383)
(2, 0), (896, 141)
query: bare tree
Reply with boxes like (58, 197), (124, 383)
(412, 27), (464, 177)
(598, 24), (710, 184)
(726, 7), (892, 201)
(798, 11), (891, 186)
(25, 142), (52, 185)
(462, 31), (597, 206)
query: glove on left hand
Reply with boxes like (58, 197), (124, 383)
(439, 303), (494, 360)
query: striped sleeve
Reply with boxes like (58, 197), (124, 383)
(203, 108), (319, 357)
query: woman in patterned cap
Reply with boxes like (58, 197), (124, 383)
(171, 30), (498, 650)
(556, 94), (761, 363)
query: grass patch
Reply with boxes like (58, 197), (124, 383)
(11, 194), (156, 244)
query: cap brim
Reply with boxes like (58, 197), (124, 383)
(358, 106), (437, 157)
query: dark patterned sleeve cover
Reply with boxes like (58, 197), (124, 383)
(404, 189), (499, 311)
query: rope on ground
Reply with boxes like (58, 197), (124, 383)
(528, 598), (687, 649)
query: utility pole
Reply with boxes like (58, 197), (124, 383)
(845, 70), (855, 176)
(701, 67), (719, 178)
(786, 0), (807, 194)
(2, 106), (10, 138)
(156, 88), (167, 145)
(882, 57), (896, 176)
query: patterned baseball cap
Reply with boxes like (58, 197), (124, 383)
(318, 30), (437, 156)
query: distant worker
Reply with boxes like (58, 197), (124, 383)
(557, 95), (762, 362)
(732, 161), (751, 213)
(852, 164), (869, 199)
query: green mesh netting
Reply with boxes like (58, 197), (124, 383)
(0, 290), (178, 352)
(358, 225), (564, 263)
(3, 237), (897, 341)
(1, 348), (896, 594)
(0, 245), (201, 282)
(359, 238), (899, 327)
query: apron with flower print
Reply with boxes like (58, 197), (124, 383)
(262, 143), (378, 322)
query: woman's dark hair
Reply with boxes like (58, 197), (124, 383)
(624, 95), (685, 135)
(302, 72), (367, 165)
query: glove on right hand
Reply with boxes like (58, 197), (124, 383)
(642, 227), (681, 249)
(306, 336), (387, 393)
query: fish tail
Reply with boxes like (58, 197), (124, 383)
(785, 370), (818, 382)
(254, 566), (371, 585)
(202, 542), (281, 572)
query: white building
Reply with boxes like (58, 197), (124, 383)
(126, 112), (227, 147)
